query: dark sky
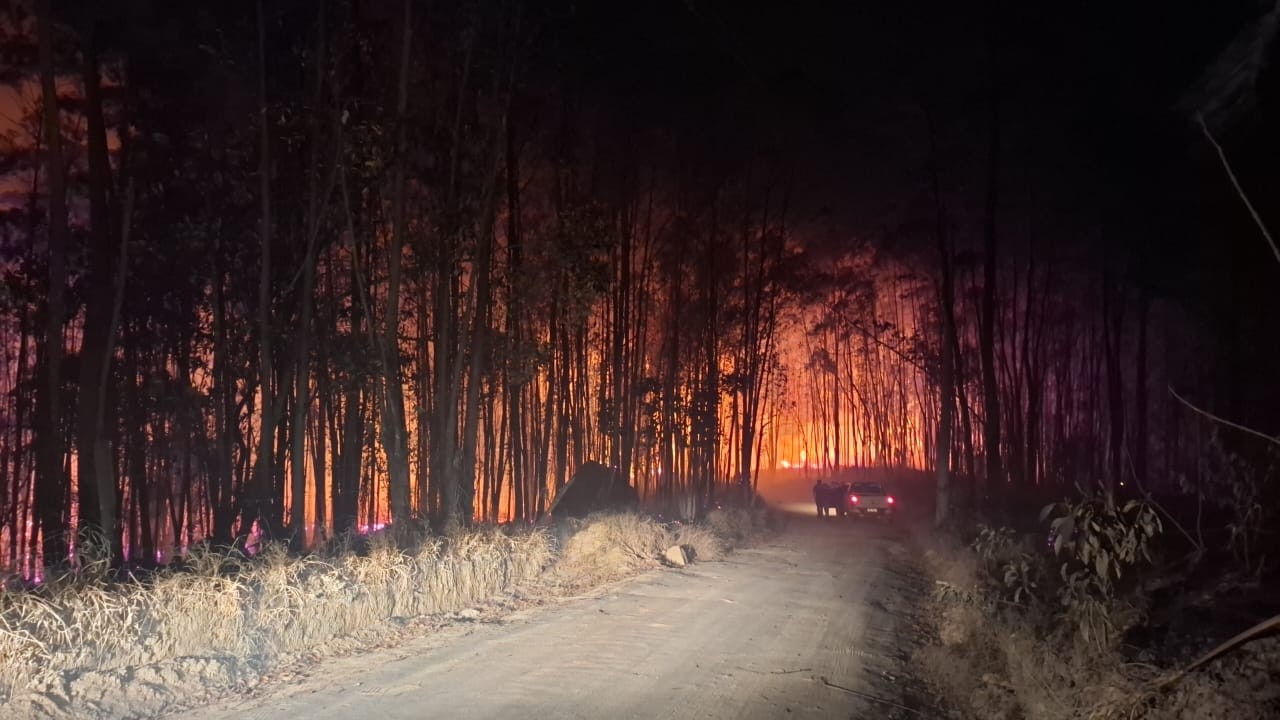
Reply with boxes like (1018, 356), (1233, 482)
(534, 0), (1265, 250)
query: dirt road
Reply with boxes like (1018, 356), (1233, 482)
(181, 513), (928, 720)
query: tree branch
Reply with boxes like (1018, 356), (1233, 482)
(1155, 613), (1280, 692)
(1169, 385), (1280, 447)
(1197, 114), (1280, 266)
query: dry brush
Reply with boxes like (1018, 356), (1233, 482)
(0, 507), (767, 718)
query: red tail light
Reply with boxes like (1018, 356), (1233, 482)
(850, 495), (859, 504)
(887, 496), (895, 504)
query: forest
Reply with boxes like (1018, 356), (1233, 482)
(1, 0), (1277, 585)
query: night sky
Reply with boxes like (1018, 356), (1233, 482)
(533, 0), (1266, 248)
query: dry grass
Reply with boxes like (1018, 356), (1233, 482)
(548, 508), (766, 590)
(918, 534), (1134, 720)
(0, 508), (767, 718)
(551, 513), (670, 589)
(914, 534), (1280, 720)
(1, 526), (553, 715)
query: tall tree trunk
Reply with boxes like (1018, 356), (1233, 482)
(928, 114), (954, 526)
(312, 349), (329, 537)
(75, 19), (120, 558)
(34, 0), (71, 566)
(250, 0), (278, 538)
(1134, 290), (1149, 490)
(430, 244), (456, 527)
(979, 76), (1003, 501)
(415, 304), (431, 515)
(504, 111), (525, 522)
(548, 288), (568, 513)
(10, 300), (31, 569)
(125, 340), (153, 561)
(437, 34), (477, 531)
(335, 323), (364, 536)
(1103, 271), (1125, 500)
(91, 182), (132, 559)
(271, 361), (292, 530)
(339, 388), (364, 534)
(291, 0), (327, 548)
(210, 232), (237, 544)
(611, 199), (632, 479)
(458, 89), (508, 529)
(458, 218), (495, 530)
(382, 0), (413, 527)
(950, 310), (977, 485)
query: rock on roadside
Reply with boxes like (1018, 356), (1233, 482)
(663, 545), (691, 568)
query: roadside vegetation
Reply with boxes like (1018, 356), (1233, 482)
(914, 28), (1280, 719)
(0, 505), (771, 719)
(915, 440), (1279, 720)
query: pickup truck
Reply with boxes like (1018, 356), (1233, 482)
(842, 481), (896, 520)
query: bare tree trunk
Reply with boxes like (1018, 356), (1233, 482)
(459, 35), (517, 528)
(312, 336), (329, 536)
(249, 0), (279, 538)
(546, 286), (568, 513)
(414, 303), (431, 515)
(458, 171), (500, 530)
(92, 183), (132, 557)
(928, 114), (954, 526)
(125, 340), (153, 560)
(979, 77), (1003, 501)
(75, 21), (128, 561)
(430, 248), (456, 527)
(34, 0), (71, 566)
(504, 110), (525, 521)
(8, 314), (30, 568)
(291, 0), (327, 547)
(382, 0), (413, 527)
(334, 319), (364, 535)
(432, 22), (477, 530)
(952, 322), (977, 484)
(1102, 271), (1125, 500)
(1134, 289), (1149, 490)
(210, 233), (236, 544)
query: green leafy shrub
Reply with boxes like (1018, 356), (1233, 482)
(1042, 498), (1162, 651)
(971, 524), (1044, 606)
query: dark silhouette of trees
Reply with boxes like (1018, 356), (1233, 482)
(0, 0), (1274, 575)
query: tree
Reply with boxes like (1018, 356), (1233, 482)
(380, 0), (412, 529)
(33, 0), (71, 567)
(250, 0), (278, 539)
(74, 10), (124, 561)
